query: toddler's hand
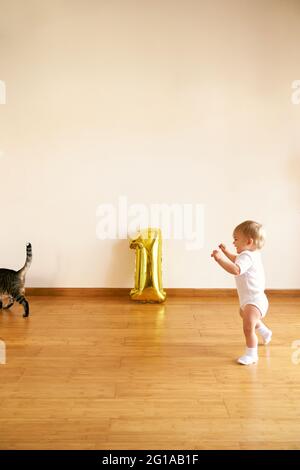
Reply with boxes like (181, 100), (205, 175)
(219, 243), (226, 252)
(211, 249), (222, 261)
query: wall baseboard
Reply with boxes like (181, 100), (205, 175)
(26, 287), (300, 298)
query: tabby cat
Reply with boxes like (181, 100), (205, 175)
(0, 243), (32, 317)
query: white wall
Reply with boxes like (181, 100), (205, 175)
(0, 0), (299, 288)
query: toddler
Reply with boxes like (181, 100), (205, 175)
(211, 220), (272, 365)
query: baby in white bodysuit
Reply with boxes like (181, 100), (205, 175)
(211, 220), (272, 365)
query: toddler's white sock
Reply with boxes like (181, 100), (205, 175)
(257, 325), (272, 344)
(237, 347), (258, 365)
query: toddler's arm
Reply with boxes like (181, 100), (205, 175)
(211, 250), (240, 275)
(219, 244), (237, 263)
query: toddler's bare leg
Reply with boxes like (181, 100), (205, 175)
(242, 304), (260, 348)
(237, 305), (260, 365)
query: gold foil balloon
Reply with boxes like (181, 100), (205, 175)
(129, 228), (167, 303)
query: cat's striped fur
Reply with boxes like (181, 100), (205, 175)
(0, 243), (32, 317)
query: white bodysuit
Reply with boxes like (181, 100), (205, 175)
(235, 250), (268, 317)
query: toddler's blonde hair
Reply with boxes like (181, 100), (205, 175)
(234, 220), (266, 249)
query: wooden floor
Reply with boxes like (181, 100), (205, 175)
(0, 294), (300, 450)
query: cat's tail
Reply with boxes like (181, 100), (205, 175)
(18, 243), (32, 276)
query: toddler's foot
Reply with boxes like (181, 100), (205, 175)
(262, 329), (272, 345)
(237, 354), (258, 365)
(257, 326), (272, 345)
(237, 347), (258, 365)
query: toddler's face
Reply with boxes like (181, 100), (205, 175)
(233, 230), (253, 254)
